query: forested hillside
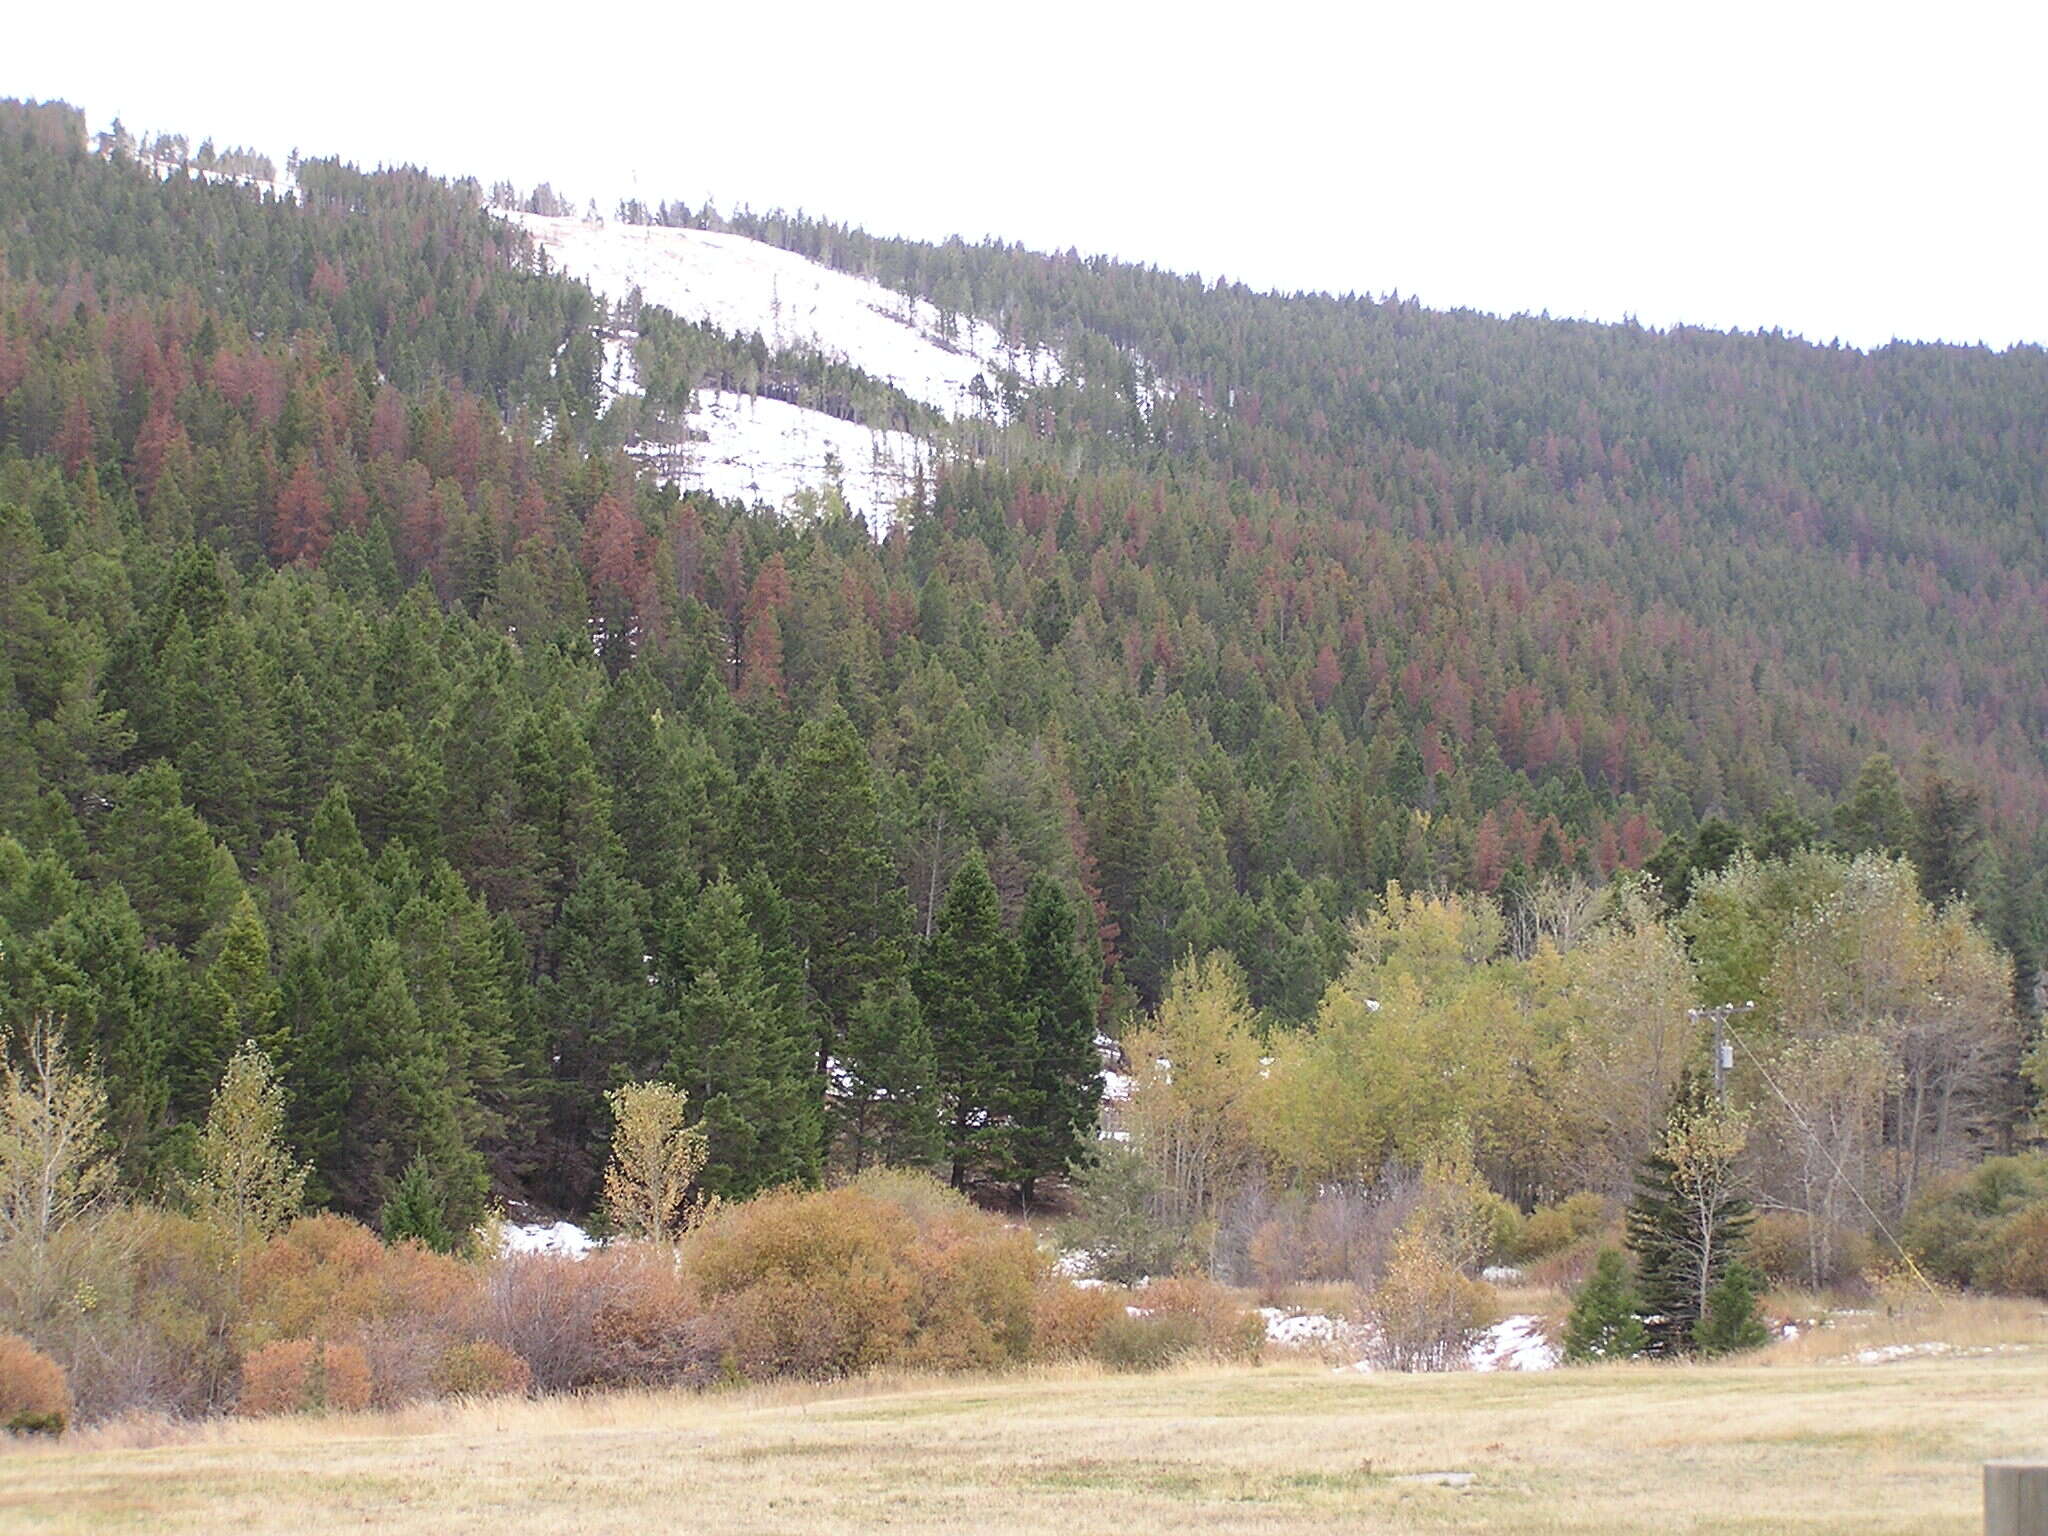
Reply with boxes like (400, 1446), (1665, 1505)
(0, 96), (2041, 1238)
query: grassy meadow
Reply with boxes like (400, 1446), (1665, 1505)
(3, 1338), (2044, 1534)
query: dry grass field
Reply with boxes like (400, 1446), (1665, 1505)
(3, 1336), (2046, 1535)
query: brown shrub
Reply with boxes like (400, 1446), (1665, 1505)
(240, 1215), (483, 1407)
(1369, 1230), (1497, 1371)
(243, 1215), (476, 1350)
(1991, 1205), (2048, 1299)
(0, 1333), (70, 1434)
(430, 1339), (532, 1399)
(683, 1173), (1049, 1380)
(688, 1186), (917, 1378)
(899, 1214), (1043, 1372)
(0, 1207), (241, 1425)
(588, 1247), (721, 1387)
(1516, 1194), (1609, 1261)
(1030, 1283), (1123, 1361)
(1247, 1216), (1308, 1297)
(237, 1339), (373, 1415)
(1746, 1210), (1873, 1292)
(479, 1248), (713, 1393)
(1135, 1275), (1266, 1362)
(479, 1253), (616, 1394)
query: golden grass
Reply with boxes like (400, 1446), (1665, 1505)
(1762, 1287), (2048, 1367)
(4, 1346), (2046, 1534)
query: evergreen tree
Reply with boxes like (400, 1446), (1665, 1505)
(654, 877), (821, 1199)
(95, 762), (240, 952)
(780, 710), (912, 1065)
(1626, 1081), (1755, 1355)
(531, 859), (654, 1209)
(1562, 1247), (1649, 1363)
(1694, 1257), (1770, 1356)
(1834, 753), (1913, 857)
(833, 979), (942, 1173)
(176, 892), (279, 1119)
(1910, 759), (1986, 908)
(917, 854), (1026, 1188)
(380, 1154), (455, 1252)
(1009, 875), (1102, 1207)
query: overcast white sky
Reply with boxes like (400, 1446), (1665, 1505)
(11, 0), (2045, 349)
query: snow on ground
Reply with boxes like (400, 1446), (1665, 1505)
(500, 211), (1061, 417)
(1850, 1340), (2032, 1365)
(500, 1219), (595, 1259)
(599, 330), (640, 408)
(1258, 1308), (1359, 1350)
(651, 389), (931, 528)
(1468, 1314), (1560, 1372)
(1053, 1248), (1100, 1278)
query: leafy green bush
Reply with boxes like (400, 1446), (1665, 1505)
(1057, 1145), (1189, 1285)
(1091, 1310), (1206, 1372)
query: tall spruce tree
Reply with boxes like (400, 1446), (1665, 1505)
(1626, 1079), (1756, 1355)
(1910, 759), (1986, 908)
(780, 710), (912, 1068)
(917, 854), (1026, 1189)
(833, 979), (941, 1174)
(1834, 753), (1913, 857)
(654, 877), (821, 1199)
(531, 858), (655, 1209)
(1009, 875), (1102, 1207)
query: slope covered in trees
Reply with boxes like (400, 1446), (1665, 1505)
(0, 97), (2040, 1231)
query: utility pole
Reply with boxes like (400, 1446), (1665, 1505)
(1689, 1001), (1754, 1103)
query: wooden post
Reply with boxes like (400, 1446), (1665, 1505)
(1986, 1462), (2048, 1536)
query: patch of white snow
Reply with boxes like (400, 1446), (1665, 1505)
(1467, 1314), (1560, 1372)
(500, 1219), (595, 1259)
(648, 389), (930, 528)
(500, 212), (1061, 418)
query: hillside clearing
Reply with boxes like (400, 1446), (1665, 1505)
(5, 1353), (2043, 1534)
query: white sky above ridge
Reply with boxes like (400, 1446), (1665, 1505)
(9, 0), (2045, 351)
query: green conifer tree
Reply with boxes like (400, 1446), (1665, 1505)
(833, 980), (942, 1173)
(380, 1154), (455, 1252)
(1834, 753), (1913, 856)
(1563, 1247), (1649, 1362)
(917, 854), (1026, 1188)
(780, 711), (912, 1066)
(1694, 1258), (1770, 1356)
(1009, 875), (1102, 1207)
(1626, 1080), (1755, 1355)
(655, 877), (821, 1199)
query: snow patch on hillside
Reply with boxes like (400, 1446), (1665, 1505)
(650, 390), (930, 528)
(500, 211), (1061, 416)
